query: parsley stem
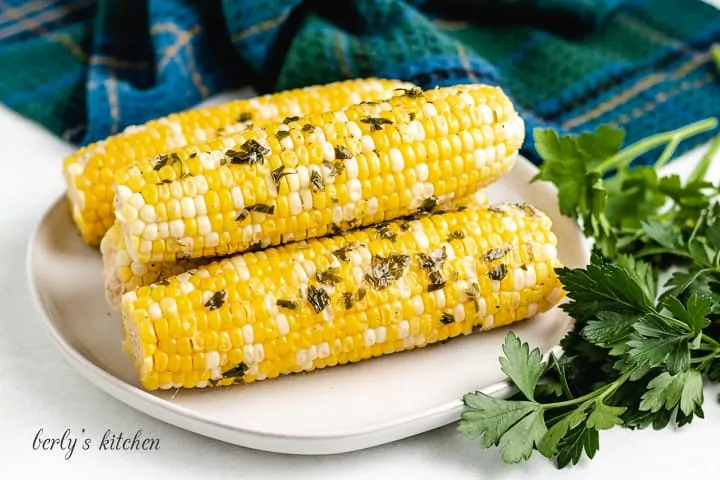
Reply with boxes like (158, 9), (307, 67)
(596, 118), (718, 173)
(539, 370), (634, 410)
(654, 137), (680, 169)
(688, 132), (720, 184)
(701, 334), (720, 351)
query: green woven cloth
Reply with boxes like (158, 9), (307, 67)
(0, 0), (719, 163)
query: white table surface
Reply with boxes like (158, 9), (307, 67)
(2, 34), (720, 480)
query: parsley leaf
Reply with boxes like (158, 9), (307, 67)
(499, 332), (545, 401)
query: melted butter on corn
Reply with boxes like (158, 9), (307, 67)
(65, 78), (415, 246)
(120, 203), (562, 391)
(114, 84), (525, 264)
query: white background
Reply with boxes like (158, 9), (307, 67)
(2, 6), (720, 476)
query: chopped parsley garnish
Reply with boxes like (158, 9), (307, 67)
(302, 123), (314, 132)
(355, 287), (367, 302)
(365, 253), (410, 290)
(271, 165), (294, 187)
(225, 139), (270, 165)
(276, 299), (298, 310)
(155, 278), (170, 286)
(205, 290), (227, 311)
(152, 152), (191, 179)
(275, 130), (291, 141)
(310, 169), (325, 192)
(237, 112), (253, 123)
(334, 145), (353, 160)
(486, 264), (508, 281)
(409, 112), (416, 121)
(329, 224), (343, 235)
(342, 292), (354, 310)
(440, 312), (455, 325)
(247, 241), (264, 252)
(481, 244), (513, 262)
(316, 267), (342, 286)
(447, 230), (465, 241)
(394, 86), (424, 98)
(464, 281), (483, 314)
(283, 116), (300, 124)
(306, 285), (331, 314)
(418, 247), (448, 293)
(375, 222), (397, 242)
(236, 203), (275, 221)
(222, 362), (247, 378)
(419, 196), (439, 214)
(333, 242), (360, 262)
(516, 202), (542, 217)
(361, 116), (394, 131)
(323, 160), (345, 178)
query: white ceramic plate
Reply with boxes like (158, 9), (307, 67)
(27, 156), (589, 455)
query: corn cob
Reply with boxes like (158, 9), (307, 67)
(120, 203), (563, 391)
(114, 84), (525, 265)
(102, 190), (490, 309)
(65, 78), (415, 246)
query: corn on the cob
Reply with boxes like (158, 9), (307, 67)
(65, 78), (415, 246)
(114, 84), (525, 265)
(120, 203), (563, 391)
(102, 190), (490, 309)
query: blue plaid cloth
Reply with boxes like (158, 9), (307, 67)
(0, 0), (719, 163)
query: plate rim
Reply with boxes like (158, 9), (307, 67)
(26, 158), (589, 454)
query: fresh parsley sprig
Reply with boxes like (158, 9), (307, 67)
(460, 119), (720, 468)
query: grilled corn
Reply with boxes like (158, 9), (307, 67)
(113, 84), (525, 265)
(120, 202), (563, 390)
(65, 78), (415, 245)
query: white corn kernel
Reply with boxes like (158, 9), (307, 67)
(415, 163), (429, 182)
(193, 175), (209, 195)
(433, 289), (446, 309)
(128, 193), (145, 209)
(276, 314), (290, 335)
(205, 352), (219, 370)
(389, 148), (404, 172)
(332, 205), (343, 223)
(142, 224), (158, 241)
(527, 303), (538, 317)
(242, 324), (254, 344)
(243, 345), (255, 364)
(347, 121), (362, 138)
(169, 182), (183, 199)
(398, 320), (410, 339)
(140, 205), (156, 223)
(148, 302), (162, 320)
(412, 296), (424, 315)
(322, 141), (335, 161)
(289, 192), (302, 215)
(376, 327), (387, 343)
(286, 171), (300, 192)
(318, 342), (330, 359)
(524, 265), (537, 288)
(344, 158), (359, 179)
(343, 203), (355, 221)
(478, 104), (494, 124)
(364, 329), (376, 347)
(296, 166), (309, 188)
(300, 188), (313, 211)
(422, 103), (438, 117)
(413, 230), (429, 250)
(513, 268), (525, 291)
(127, 219), (145, 236)
(197, 216), (211, 235)
(453, 304), (466, 322)
(361, 135), (375, 152)
(347, 179), (362, 202)
(204, 233), (219, 248)
(366, 197), (379, 215)
(484, 314), (495, 329)
(180, 197), (196, 218)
